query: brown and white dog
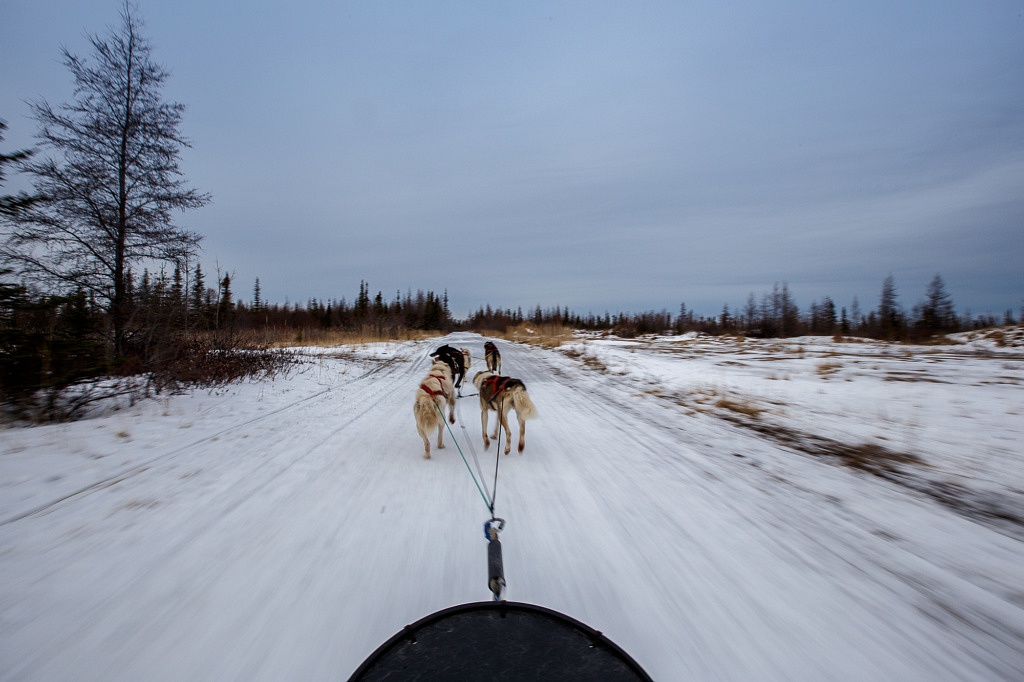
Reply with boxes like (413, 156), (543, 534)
(414, 360), (456, 459)
(484, 341), (501, 374)
(473, 370), (537, 454)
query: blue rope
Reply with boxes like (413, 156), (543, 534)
(435, 401), (493, 514)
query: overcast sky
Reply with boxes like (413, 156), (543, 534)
(3, 1), (1022, 318)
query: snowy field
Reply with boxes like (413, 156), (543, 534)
(1, 330), (1022, 680)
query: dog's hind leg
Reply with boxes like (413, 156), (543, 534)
(480, 404), (491, 449)
(419, 427), (432, 459)
(415, 395), (434, 459)
(435, 399), (446, 451)
(500, 405), (514, 455)
(511, 389), (535, 453)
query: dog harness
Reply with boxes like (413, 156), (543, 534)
(420, 373), (449, 399)
(432, 347), (465, 386)
(483, 375), (523, 399)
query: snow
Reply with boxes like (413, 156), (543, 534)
(1, 331), (1022, 680)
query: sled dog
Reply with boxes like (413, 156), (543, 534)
(430, 344), (466, 390)
(473, 370), (538, 454)
(414, 360), (456, 459)
(483, 341), (501, 374)
(461, 348), (471, 373)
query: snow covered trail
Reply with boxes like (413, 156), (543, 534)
(478, 335), (1023, 680)
(1, 333), (1022, 680)
(1, 342), (442, 680)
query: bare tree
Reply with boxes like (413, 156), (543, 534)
(1, 2), (209, 361)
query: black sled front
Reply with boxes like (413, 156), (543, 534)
(348, 600), (652, 681)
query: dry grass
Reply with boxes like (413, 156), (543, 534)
(662, 385), (924, 478)
(257, 323), (577, 349)
(677, 386), (767, 419)
(259, 326), (440, 347)
(816, 361), (842, 378)
(560, 346), (610, 372)
(490, 323), (576, 348)
(883, 372), (947, 384)
(714, 397), (764, 418)
(710, 404), (923, 475)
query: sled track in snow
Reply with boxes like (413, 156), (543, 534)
(0, 349), (414, 528)
(5, 346), (435, 680)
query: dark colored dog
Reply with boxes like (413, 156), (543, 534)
(484, 341), (501, 373)
(430, 344), (466, 389)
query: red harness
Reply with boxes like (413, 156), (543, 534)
(420, 373), (449, 399)
(483, 375), (520, 398)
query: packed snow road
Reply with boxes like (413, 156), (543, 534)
(1, 332), (1022, 680)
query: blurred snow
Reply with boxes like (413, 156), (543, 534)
(1, 331), (1022, 680)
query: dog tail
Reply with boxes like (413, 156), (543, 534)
(509, 386), (538, 421)
(414, 391), (441, 430)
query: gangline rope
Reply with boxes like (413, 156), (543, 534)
(433, 396), (503, 516)
(431, 369), (507, 601)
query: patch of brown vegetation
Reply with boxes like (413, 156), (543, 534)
(883, 372), (948, 384)
(264, 326), (437, 347)
(714, 397), (764, 418)
(560, 346), (609, 372)
(672, 391), (1024, 538)
(495, 324), (576, 348)
(816, 361), (842, 378)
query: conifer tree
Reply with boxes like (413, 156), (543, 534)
(878, 275), (902, 340)
(190, 263), (206, 328)
(0, 121), (40, 218)
(919, 274), (955, 336)
(217, 274), (233, 328)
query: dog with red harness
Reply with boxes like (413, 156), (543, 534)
(414, 360), (456, 459)
(472, 370), (538, 455)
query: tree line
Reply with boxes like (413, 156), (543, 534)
(1, 4), (1017, 418)
(465, 275), (1016, 340)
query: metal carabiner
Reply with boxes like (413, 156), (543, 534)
(484, 517), (507, 600)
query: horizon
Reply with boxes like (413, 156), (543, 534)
(220, 275), (1010, 325)
(2, 2), (1022, 319)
